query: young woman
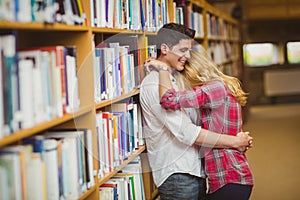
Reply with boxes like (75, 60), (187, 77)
(146, 50), (254, 200)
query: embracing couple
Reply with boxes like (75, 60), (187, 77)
(140, 23), (254, 200)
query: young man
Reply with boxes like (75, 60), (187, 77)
(139, 23), (252, 200)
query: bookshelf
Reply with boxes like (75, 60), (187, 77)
(0, 0), (240, 200)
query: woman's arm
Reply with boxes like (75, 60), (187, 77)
(159, 70), (173, 99)
(145, 58), (225, 110)
(160, 81), (225, 110)
(143, 58), (173, 98)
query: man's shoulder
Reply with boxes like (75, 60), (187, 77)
(141, 71), (159, 85)
(140, 72), (159, 101)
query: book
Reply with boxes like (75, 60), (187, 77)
(0, 37), (4, 137)
(43, 131), (83, 199)
(111, 102), (136, 153)
(64, 46), (80, 113)
(109, 176), (128, 200)
(120, 156), (145, 200)
(43, 139), (60, 200)
(0, 165), (9, 200)
(94, 47), (102, 102)
(17, 58), (35, 129)
(95, 110), (105, 178)
(0, 145), (34, 200)
(18, 49), (51, 124)
(44, 129), (95, 194)
(26, 153), (47, 200)
(114, 173), (136, 200)
(100, 180), (118, 198)
(108, 42), (122, 97)
(38, 46), (67, 116)
(102, 112), (114, 172)
(95, 0), (106, 27)
(106, 0), (115, 28)
(106, 35), (141, 88)
(2, 34), (18, 133)
(17, 0), (31, 22)
(0, 152), (22, 200)
(119, 46), (129, 94)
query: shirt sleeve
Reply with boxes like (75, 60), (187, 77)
(160, 80), (226, 110)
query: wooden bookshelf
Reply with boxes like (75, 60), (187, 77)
(95, 89), (140, 110)
(0, 0), (240, 199)
(98, 145), (146, 185)
(0, 106), (93, 147)
(0, 21), (89, 31)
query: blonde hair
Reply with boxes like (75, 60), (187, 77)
(175, 51), (248, 106)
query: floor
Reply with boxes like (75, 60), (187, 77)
(243, 103), (300, 200)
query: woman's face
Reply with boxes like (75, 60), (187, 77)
(166, 39), (193, 72)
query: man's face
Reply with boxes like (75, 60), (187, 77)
(166, 39), (193, 72)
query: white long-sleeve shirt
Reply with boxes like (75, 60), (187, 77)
(139, 71), (205, 187)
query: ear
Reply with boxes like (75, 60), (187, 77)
(160, 43), (169, 55)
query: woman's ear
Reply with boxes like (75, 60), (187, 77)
(160, 43), (169, 55)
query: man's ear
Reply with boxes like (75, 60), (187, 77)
(161, 43), (169, 55)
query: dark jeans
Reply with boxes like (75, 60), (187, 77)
(206, 183), (253, 200)
(158, 173), (207, 200)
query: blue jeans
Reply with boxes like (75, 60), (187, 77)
(158, 173), (207, 200)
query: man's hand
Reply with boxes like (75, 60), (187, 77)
(234, 132), (253, 152)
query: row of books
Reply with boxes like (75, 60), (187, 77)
(0, 128), (94, 200)
(90, 0), (169, 32)
(94, 44), (135, 102)
(208, 41), (239, 65)
(0, 0), (86, 25)
(93, 34), (158, 102)
(172, 0), (239, 40)
(93, 35), (143, 102)
(99, 156), (145, 200)
(193, 43), (240, 77)
(96, 100), (145, 178)
(174, 1), (205, 37)
(219, 62), (241, 78)
(0, 34), (80, 138)
(206, 13), (240, 40)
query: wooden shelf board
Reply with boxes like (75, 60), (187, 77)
(145, 31), (157, 36)
(98, 145), (146, 185)
(0, 106), (93, 147)
(92, 27), (144, 34)
(95, 89), (140, 109)
(151, 189), (159, 199)
(78, 184), (98, 200)
(194, 36), (205, 40)
(205, 2), (238, 24)
(0, 21), (89, 31)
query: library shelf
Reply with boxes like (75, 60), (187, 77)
(0, 106), (93, 147)
(98, 145), (146, 185)
(0, 21), (89, 31)
(95, 89), (140, 109)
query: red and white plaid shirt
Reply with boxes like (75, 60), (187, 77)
(160, 80), (254, 193)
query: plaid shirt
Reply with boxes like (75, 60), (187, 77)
(160, 80), (254, 193)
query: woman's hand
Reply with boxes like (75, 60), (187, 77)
(144, 58), (170, 72)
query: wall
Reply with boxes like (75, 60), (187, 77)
(243, 20), (300, 105)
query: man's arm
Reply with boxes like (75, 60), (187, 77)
(195, 128), (253, 152)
